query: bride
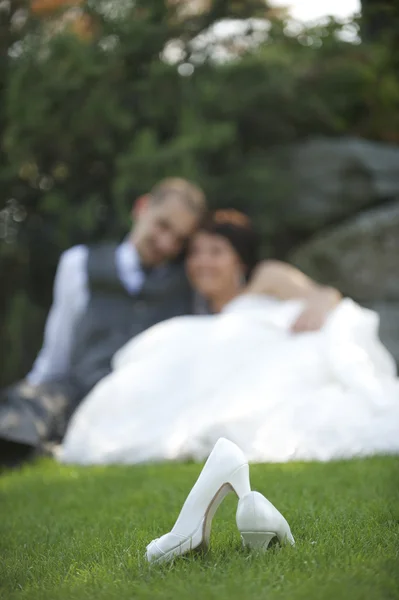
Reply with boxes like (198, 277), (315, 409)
(59, 210), (399, 465)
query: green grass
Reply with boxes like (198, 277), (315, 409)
(1, 457), (399, 600)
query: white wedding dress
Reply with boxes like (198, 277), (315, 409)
(59, 295), (399, 465)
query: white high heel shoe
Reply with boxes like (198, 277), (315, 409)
(146, 438), (251, 564)
(236, 491), (295, 550)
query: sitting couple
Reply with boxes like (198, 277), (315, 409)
(2, 177), (399, 467)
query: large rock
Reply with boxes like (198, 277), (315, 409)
(272, 137), (399, 232)
(288, 202), (399, 302)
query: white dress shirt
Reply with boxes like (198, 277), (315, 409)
(27, 241), (145, 385)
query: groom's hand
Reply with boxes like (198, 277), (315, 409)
(291, 287), (342, 333)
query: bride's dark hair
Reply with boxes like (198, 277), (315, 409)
(199, 209), (260, 279)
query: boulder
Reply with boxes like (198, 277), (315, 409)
(271, 137), (399, 232)
(288, 202), (399, 302)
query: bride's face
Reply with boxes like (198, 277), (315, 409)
(186, 232), (244, 298)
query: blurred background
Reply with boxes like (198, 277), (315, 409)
(1, 0), (399, 387)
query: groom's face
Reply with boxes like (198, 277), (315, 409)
(132, 195), (200, 267)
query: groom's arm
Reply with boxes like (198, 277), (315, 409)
(27, 246), (89, 385)
(247, 260), (342, 332)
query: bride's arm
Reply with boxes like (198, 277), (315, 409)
(246, 260), (342, 332)
(247, 260), (340, 301)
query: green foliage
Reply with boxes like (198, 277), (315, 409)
(1, 0), (399, 385)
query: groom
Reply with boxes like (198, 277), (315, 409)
(0, 177), (207, 465)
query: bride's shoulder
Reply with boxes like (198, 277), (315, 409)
(247, 259), (284, 291)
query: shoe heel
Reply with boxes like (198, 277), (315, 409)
(241, 531), (276, 551)
(201, 463), (250, 548)
(228, 463), (251, 498)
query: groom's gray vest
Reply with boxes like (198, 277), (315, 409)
(67, 243), (193, 398)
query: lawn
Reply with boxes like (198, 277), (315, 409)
(1, 456), (398, 600)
